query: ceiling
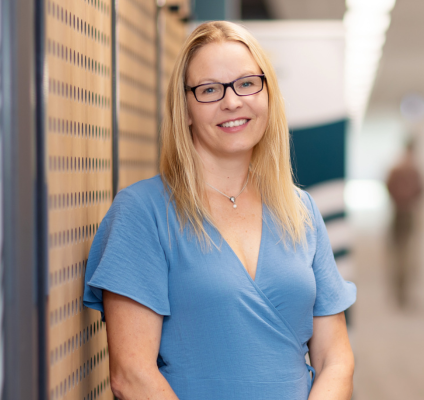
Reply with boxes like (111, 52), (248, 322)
(368, 0), (424, 114)
(263, 0), (346, 20)
(242, 0), (424, 121)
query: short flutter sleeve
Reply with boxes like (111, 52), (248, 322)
(304, 192), (356, 317)
(83, 187), (170, 321)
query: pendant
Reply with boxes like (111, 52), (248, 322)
(229, 197), (237, 209)
(233, 204), (237, 208)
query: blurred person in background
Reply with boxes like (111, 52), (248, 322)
(84, 21), (356, 400)
(386, 137), (422, 308)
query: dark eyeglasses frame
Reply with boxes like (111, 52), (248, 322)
(185, 74), (266, 103)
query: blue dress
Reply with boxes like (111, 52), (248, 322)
(83, 175), (356, 400)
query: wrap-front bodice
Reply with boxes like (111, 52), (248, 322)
(84, 175), (356, 400)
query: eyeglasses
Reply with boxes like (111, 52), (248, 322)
(185, 74), (266, 103)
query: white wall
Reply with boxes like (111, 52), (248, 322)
(242, 20), (347, 128)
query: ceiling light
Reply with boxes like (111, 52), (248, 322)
(346, 0), (396, 13)
(344, 0), (396, 131)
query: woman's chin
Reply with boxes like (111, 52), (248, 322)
(194, 136), (259, 159)
(213, 144), (256, 158)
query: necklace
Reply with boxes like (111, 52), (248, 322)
(206, 173), (249, 209)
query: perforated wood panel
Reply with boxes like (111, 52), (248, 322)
(117, 0), (189, 190)
(162, 4), (189, 100)
(117, 0), (157, 190)
(46, 1), (189, 399)
(46, 1), (113, 399)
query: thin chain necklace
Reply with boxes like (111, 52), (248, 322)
(206, 173), (249, 209)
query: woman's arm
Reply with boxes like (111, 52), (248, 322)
(308, 312), (354, 400)
(103, 290), (179, 400)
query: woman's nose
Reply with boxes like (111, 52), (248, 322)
(220, 86), (243, 110)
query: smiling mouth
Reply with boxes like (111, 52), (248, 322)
(218, 119), (249, 128)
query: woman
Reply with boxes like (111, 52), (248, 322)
(84, 21), (356, 400)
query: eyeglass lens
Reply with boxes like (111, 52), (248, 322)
(195, 76), (263, 103)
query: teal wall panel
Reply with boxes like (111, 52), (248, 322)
(290, 119), (346, 188)
(194, 0), (226, 20)
(194, 0), (240, 21)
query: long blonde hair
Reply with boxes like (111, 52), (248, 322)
(160, 21), (311, 247)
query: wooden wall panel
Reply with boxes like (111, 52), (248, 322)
(162, 6), (188, 89)
(46, 1), (113, 399)
(117, 0), (157, 190)
(46, 0), (189, 398)
(117, 0), (189, 191)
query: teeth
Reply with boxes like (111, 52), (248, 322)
(220, 119), (247, 128)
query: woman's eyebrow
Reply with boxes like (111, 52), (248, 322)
(196, 77), (219, 85)
(196, 72), (260, 85)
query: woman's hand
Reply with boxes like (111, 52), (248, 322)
(307, 312), (355, 400)
(103, 290), (179, 400)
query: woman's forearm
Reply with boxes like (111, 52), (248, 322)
(307, 364), (354, 400)
(111, 367), (180, 400)
(307, 312), (355, 400)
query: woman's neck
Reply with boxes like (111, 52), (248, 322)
(198, 149), (252, 195)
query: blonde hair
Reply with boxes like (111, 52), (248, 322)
(159, 21), (312, 247)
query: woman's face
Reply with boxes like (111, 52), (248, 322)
(186, 41), (268, 159)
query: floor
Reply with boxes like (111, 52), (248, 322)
(351, 209), (424, 400)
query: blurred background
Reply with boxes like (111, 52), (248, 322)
(1, 0), (423, 399)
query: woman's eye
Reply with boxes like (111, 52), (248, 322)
(202, 87), (216, 94)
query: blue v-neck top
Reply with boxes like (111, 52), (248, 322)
(83, 175), (356, 400)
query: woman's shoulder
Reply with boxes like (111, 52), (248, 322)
(294, 187), (315, 214)
(107, 175), (172, 228)
(115, 174), (168, 209)
(293, 187), (321, 234)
